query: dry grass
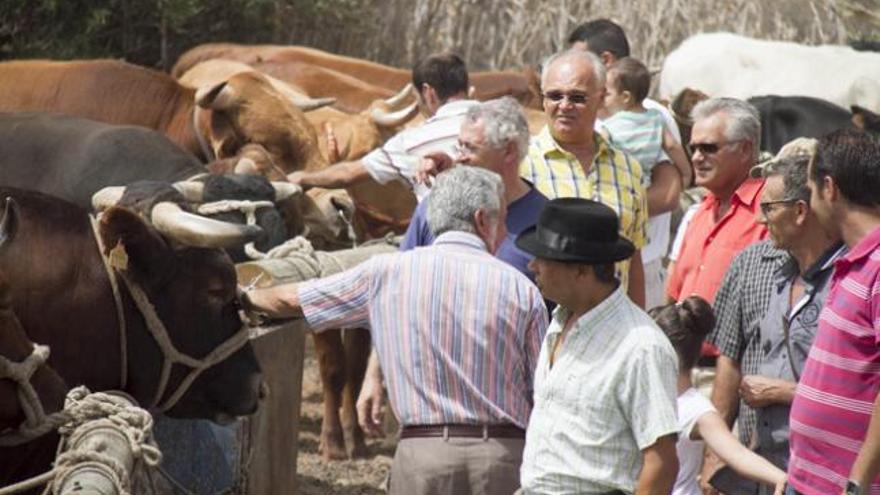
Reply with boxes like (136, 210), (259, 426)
(280, 0), (879, 72)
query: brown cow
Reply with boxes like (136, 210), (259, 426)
(0, 60), (323, 172)
(0, 267), (67, 491)
(172, 43), (542, 108)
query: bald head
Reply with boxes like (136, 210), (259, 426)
(541, 50), (606, 92)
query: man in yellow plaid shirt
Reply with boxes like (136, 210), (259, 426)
(520, 49), (648, 306)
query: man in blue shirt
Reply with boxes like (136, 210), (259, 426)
(359, 97), (548, 435)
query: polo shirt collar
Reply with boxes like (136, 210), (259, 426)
(430, 99), (479, 121)
(433, 230), (488, 252)
(536, 125), (614, 162)
(705, 177), (765, 208)
(774, 241), (845, 288)
(838, 224), (880, 266)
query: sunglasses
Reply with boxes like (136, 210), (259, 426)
(690, 140), (741, 155)
(542, 91), (590, 105)
(759, 198), (800, 216)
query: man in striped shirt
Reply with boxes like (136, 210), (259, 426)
(242, 166), (547, 495)
(787, 129), (880, 495)
(288, 53), (477, 202)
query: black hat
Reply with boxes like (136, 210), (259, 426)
(515, 198), (635, 263)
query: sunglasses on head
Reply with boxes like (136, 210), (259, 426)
(542, 91), (589, 105)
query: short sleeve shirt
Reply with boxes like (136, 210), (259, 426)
(519, 126), (648, 288)
(520, 287), (679, 494)
(361, 100), (479, 201)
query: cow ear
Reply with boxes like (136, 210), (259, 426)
(851, 105), (880, 131)
(99, 207), (175, 286)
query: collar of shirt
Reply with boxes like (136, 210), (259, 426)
(432, 230), (489, 253)
(548, 284), (626, 340)
(427, 99), (480, 123)
(534, 125), (615, 164)
(836, 224), (880, 271)
(702, 177), (764, 211)
(775, 241), (846, 292)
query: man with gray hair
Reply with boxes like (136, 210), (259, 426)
(241, 166), (547, 495)
(520, 48), (649, 307)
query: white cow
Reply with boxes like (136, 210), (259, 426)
(660, 33), (880, 111)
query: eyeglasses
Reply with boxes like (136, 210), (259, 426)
(542, 91), (590, 105)
(759, 198), (800, 216)
(690, 140), (741, 155)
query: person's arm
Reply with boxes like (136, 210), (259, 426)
(356, 349), (386, 438)
(662, 128), (693, 187)
(712, 355), (743, 426)
(846, 391), (880, 492)
(628, 249), (646, 308)
(694, 410), (787, 493)
(287, 160), (371, 189)
(635, 433), (679, 495)
(241, 283), (304, 319)
(646, 162), (683, 216)
(739, 375), (798, 407)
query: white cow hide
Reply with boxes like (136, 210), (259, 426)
(660, 33), (880, 111)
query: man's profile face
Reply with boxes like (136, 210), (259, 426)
(527, 257), (575, 304)
(457, 119), (506, 174)
(757, 175), (800, 250)
(807, 161), (835, 234)
(541, 56), (604, 145)
(689, 112), (751, 194)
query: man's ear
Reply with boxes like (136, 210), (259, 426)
(599, 51), (616, 68)
(823, 175), (840, 203)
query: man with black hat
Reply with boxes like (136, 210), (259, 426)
(516, 198), (679, 494)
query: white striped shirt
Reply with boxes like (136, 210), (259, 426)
(297, 231), (548, 428)
(520, 287), (679, 494)
(361, 99), (478, 201)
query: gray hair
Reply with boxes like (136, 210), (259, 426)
(765, 155), (812, 203)
(540, 49), (606, 91)
(692, 97), (762, 161)
(464, 97), (530, 162)
(426, 166), (504, 236)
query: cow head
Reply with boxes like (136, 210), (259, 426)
(852, 105), (880, 135)
(309, 84), (419, 164)
(196, 71), (328, 174)
(93, 183), (263, 420)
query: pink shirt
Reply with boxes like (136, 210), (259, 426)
(788, 225), (880, 495)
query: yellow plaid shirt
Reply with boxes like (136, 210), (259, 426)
(519, 126), (648, 287)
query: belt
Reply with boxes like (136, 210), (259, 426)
(400, 424), (525, 440)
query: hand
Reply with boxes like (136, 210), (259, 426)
(415, 152), (454, 186)
(740, 375), (787, 408)
(700, 449), (724, 495)
(286, 171), (312, 190)
(356, 373), (386, 438)
(774, 478), (787, 495)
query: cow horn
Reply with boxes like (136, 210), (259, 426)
(92, 186), (127, 212)
(172, 181), (206, 202)
(150, 202), (262, 248)
(384, 83), (414, 108)
(0, 197), (19, 249)
(271, 182), (302, 202)
(295, 96), (337, 112)
(371, 101), (419, 127)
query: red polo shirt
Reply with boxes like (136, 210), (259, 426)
(668, 178), (768, 353)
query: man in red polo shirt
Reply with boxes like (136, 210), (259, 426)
(666, 97), (767, 306)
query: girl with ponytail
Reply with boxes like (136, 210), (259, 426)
(650, 297), (787, 495)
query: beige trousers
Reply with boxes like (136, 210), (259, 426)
(388, 436), (525, 495)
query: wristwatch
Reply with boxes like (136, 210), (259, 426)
(846, 480), (864, 495)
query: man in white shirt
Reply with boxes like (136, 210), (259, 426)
(516, 198), (679, 494)
(288, 53), (477, 202)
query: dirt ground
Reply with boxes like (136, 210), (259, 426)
(296, 342), (394, 495)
